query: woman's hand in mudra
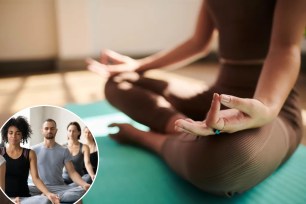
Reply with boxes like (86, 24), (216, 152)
(174, 93), (275, 136)
(86, 49), (140, 78)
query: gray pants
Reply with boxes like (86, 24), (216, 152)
(64, 174), (92, 186)
(19, 195), (50, 204)
(29, 185), (85, 203)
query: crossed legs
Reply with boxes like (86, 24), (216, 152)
(104, 72), (301, 196)
(104, 72), (211, 154)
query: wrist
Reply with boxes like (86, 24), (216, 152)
(82, 183), (89, 189)
(136, 58), (149, 72)
(254, 97), (280, 121)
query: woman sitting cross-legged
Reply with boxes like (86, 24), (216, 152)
(0, 116), (59, 204)
(62, 122), (95, 185)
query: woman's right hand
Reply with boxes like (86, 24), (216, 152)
(46, 193), (60, 204)
(13, 197), (20, 204)
(86, 49), (140, 78)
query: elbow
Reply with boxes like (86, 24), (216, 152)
(269, 43), (301, 61)
(190, 30), (217, 55)
(32, 177), (41, 185)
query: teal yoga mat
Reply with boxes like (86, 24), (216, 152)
(65, 101), (306, 204)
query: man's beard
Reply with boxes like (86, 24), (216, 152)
(45, 133), (55, 139)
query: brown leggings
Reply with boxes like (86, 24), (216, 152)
(104, 64), (303, 196)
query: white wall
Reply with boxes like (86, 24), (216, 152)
(87, 0), (201, 56)
(0, 0), (201, 64)
(0, 0), (304, 65)
(1, 105), (90, 148)
(0, 0), (57, 61)
(28, 105), (88, 146)
(55, 0), (92, 59)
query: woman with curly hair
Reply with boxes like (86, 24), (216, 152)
(0, 116), (59, 204)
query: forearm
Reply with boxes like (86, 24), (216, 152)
(32, 177), (51, 195)
(137, 0), (215, 72)
(254, 45), (301, 117)
(85, 163), (95, 178)
(137, 34), (215, 72)
(254, 0), (306, 119)
(70, 171), (88, 187)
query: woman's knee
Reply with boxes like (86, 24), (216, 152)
(189, 126), (287, 194)
(163, 126), (283, 195)
(104, 73), (140, 100)
(104, 77), (118, 101)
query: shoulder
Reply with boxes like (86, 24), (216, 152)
(31, 143), (43, 151)
(55, 144), (71, 157)
(20, 148), (31, 162)
(28, 149), (37, 160)
(54, 143), (68, 150)
(82, 143), (90, 152)
(28, 149), (36, 156)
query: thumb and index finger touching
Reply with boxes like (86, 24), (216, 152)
(207, 93), (257, 132)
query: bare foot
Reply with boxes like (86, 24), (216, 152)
(108, 123), (145, 145)
(108, 123), (168, 154)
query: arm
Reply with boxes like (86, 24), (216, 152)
(65, 161), (90, 191)
(29, 150), (59, 204)
(136, 0), (216, 72)
(82, 144), (95, 180)
(254, 0), (306, 117)
(0, 162), (5, 190)
(175, 0), (306, 135)
(87, 0), (216, 76)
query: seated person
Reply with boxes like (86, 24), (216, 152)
(62, 122), (95, 184)
(1, 116), (59, 204)
(30, 119), (90, 204)
(82, 127), (98, 174)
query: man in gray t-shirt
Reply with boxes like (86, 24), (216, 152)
(30, 119), (90, 203)
(33, 143), (72, 185)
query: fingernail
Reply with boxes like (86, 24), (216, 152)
(212, 93), (219, 102)
(221, 95), (231, 103)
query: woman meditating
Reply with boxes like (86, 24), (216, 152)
(1, 116), (59, 203)
(82, 127), (98, 174)
(87, 0), (305, 196)
(62, 122), (95, 185)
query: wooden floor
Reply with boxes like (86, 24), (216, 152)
(0, 61), (305, 144)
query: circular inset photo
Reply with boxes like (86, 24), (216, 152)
(0, 105), (99, 204)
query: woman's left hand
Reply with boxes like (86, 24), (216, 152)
(174, 93), (275, 136)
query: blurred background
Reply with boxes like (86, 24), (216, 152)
(0, 0), (202, 73)
(0, 0), (204, 121)
(0, 0), (305, 143)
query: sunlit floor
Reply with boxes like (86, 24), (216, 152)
(0, 61), (305, 144)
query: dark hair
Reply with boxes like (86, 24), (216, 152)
(1, 116), (32, 144)
(43, 118), (57, 127)
(67, 121), (81, 139)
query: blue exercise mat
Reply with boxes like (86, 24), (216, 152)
(65, 100), (306, 204)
